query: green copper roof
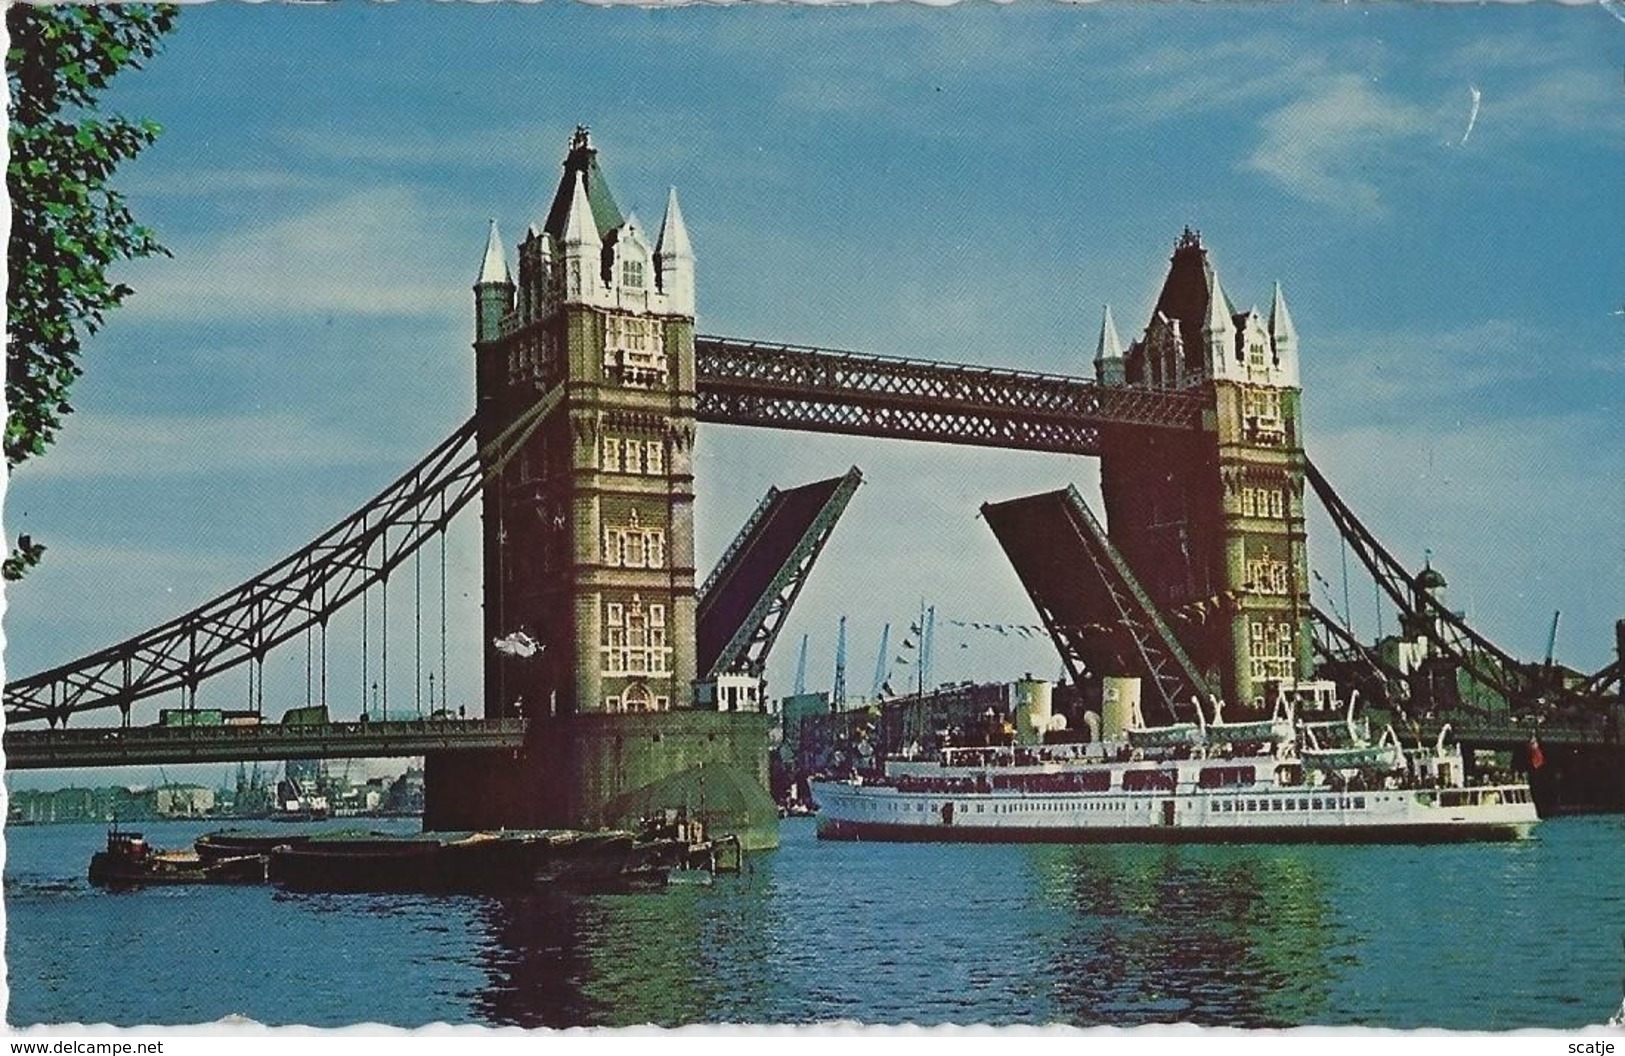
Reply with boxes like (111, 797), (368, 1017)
(543, 127), (624, 241)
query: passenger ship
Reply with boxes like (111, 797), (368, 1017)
(810, 683), (1537, 844)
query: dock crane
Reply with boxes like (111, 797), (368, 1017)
(870, 622), (891, 700)
(792, 634), (809, 697)
(832, 616), (847, 710)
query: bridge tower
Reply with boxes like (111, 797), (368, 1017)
(429, 128), (776, 845)
(474, 126), (698, 721)
(1095, 229), (1311, 710)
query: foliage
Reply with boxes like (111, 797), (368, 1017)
(5, 4), (177, 580)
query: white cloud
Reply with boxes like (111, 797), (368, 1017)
(1307, 319), (1548, 412)
(1245, 73), (1448, 215)
(119, 186), (469, 322)
(16, 411), (404, 482)
(120, 167), (331, 199)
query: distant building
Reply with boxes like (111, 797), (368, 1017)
(154, 784), (215, 818)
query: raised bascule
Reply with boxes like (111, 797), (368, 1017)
(6, 129), (1620, 827)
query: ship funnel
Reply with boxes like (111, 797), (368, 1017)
(1101, 676), (1142, 740)
(1014, 677), (1054, 746)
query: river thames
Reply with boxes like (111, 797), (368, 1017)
(6, 814), (1623, 1029)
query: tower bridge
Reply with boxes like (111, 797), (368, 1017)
(7, 129), (1620, 837)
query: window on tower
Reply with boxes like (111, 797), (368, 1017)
(600, 595), (672, 678)
(1243, 387), (1284, 443)
(604, 313), (667, 387)
(602, 511), (666, 570)
(1249, 618), (1296, 681)
(1247, 556), (1290, 595)
(621, 258), (645, 289)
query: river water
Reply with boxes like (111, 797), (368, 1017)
(6, 815), (1623, 1029)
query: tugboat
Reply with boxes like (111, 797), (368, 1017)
(88, 827), (268, 888)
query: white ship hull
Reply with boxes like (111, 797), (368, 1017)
(810, 780), (1537, 844)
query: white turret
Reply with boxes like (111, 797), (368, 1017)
(1269, 281), (1301, 388)
(1204, 272), (1240, 382)
(473, 219), (514, 344)
(559, 170), (601, 303)
(478, 219), (512, 287)
(655, 186), (695, 318)
(1093, 305), (1125, 387)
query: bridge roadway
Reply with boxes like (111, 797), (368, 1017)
(2, 717), (528, 771)
(1411, 716), (1616, 751)
(8, 711), (1608, 772)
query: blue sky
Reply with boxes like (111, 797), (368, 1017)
(4, 3), (1622, 787)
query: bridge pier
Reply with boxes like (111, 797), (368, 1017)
(422, 711), (779, 849)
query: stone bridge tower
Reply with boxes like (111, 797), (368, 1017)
(473, 126), (699, 722)
(1095, 229), (1312, 710)
(427, 129), (776, 846)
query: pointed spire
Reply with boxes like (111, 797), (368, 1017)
(476, 219), (512, 287)
(1094, 305), (1123, 362)
(1269, 281), (1298, 349)
(655, 187), (694, 262)
(655, 186), (695, 317)
(1205, 273), (1237, 342)
(561, 170), (601, 250)
(1093, 305), (1126, 387)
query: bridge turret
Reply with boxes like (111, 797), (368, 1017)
(473, 219), (514, 344)
(1268, 281), (1301, 388)
(559, 170), (602, 303)
(655, 187), (695, 318)
(1203, 271), (1240, 384)
(1093, 304), (1125, 387)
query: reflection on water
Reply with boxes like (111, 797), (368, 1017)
(473, 856), (786, 1027)
(7, 816), (1625, 1028)
(467, 834), (1345, 1028)
(1041, 845), (1337, 1026)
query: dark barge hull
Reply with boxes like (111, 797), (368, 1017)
(195, 830), (315, 863)
(267, 832), (646, 894)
